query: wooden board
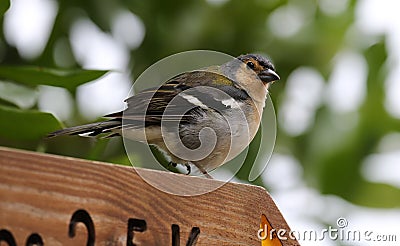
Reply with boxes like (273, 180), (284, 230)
(0, 147), (298, 245)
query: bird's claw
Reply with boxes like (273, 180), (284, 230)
(169, 161), (177, 168)
(185, 163), (191, 175)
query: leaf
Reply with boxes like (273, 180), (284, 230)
(0, 0), (10, 16)
(0, 80), (39, 109)
(0, 105), (62, 140)
(0, 66), (109, 91)
(355, 181), (400, 208)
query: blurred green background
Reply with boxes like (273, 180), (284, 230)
(1, 0), (399, 245)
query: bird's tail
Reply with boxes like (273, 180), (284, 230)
(47, 119), (122, 138)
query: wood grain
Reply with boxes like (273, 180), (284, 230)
(0, 147), (298, 245)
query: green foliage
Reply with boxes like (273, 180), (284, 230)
(0, 66), (107, 143)
(0, 66), (108, 92)
(0, 105), (61, 140)
(0, 0), (10, 16)
(0, 81), (38, 108)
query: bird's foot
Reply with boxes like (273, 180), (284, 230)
(185, 163), (191, 175)
(168, 161), (177, 168)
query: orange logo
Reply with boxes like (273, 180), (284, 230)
(258, 214), (283, 246)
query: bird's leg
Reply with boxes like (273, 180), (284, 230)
(185, 163), (191, 175)
(202, 171), (213, 179)
(190, 162), (213, 179)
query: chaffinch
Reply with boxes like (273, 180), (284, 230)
(48, 54), (280, 178)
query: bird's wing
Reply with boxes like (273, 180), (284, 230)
(105, 70), (250, 126)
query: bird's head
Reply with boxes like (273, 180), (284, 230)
(216, 53), (280, 105)
(237, 54), (280, 85)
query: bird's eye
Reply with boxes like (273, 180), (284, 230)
(247, 61), (255, 69)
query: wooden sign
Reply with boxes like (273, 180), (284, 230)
(0, 147), (298, 245)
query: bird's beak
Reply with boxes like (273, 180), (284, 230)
(259, 69), (280, 84)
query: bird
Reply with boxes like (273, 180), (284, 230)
(48, 54), (280, 178)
